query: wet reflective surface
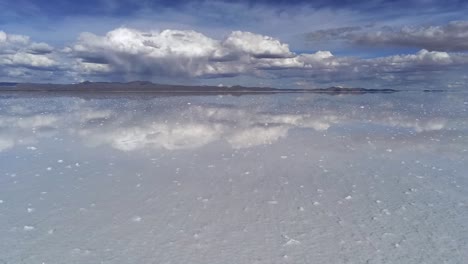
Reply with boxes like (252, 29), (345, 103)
(1, 92), (467, 263)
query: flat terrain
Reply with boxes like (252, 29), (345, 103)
(0, 92), (467, 263)
(1, 81), (398, 94)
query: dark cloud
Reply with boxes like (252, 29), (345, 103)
(2, 0), (467, 18)
(27, 42), (54, 54)
(305, 26), (362, 41)
(353, 21), (468, 51)
(307, 21), (468, 52)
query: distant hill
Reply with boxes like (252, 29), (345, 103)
(0, 82), (18, 87)
(0, 81), (399, 94)
(313, 86), (398, 94)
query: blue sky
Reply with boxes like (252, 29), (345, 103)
(1, 0), (468, 88)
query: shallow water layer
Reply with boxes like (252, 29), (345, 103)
(0, 92), (467, 264)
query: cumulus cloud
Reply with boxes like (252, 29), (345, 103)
(71, 28), (246, 78)
(69, 27), (304, 79)
(223, 31), (294, 59)
(68, 26), (468, 87)
(367, 49), (455, 70)
(1, 52), (57, 68)
(338, 49), (468, 87)
(273, 48), (468, 87)
(2, 26), (468, 87)
(27, 42), (54, 55)
(0, 31), (29, 48)
(0, 31), (61, 80)
(69, 28), (358, 79)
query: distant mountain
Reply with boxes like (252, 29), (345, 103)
(0, 82), (18, 87)
(0, 81), (399, 94)
(423, 89), (445, 93)
(312, 86), (398, 94)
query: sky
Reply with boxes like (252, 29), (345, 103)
(1, 0), (468, 89)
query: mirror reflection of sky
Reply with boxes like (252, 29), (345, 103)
(1, 93), (467, 263)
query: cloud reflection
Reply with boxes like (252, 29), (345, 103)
(0, 93), (465, 153)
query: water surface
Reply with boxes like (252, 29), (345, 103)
(0, 92), (467, 263)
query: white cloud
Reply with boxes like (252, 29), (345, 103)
(0, 31), (60, 80)
(254, 57), (303, 69)
(1, 26), (468, 87)
(68, 27), (356, 80)
(71, 28), (244, 78)
(1, 52), (57, 68)
(355, 49), (468, 84)
(224, 31), (294, 59)
(298, 51), (349, 70)
(0, 31), (6, 42)
(371, 49), (452, 66)
(68, 26), (468, 87)
(0, 31), (29, 47)
(76, 28), (221, 57)
(69, 28), (350, 79)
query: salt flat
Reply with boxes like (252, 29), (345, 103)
(0, 92), (467, 263)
